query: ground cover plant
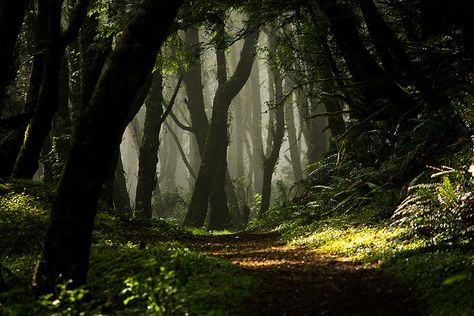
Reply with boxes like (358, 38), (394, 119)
(0, 180), (257, 315)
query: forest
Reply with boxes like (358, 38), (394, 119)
(0, 0), (473, 314)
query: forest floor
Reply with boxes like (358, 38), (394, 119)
(183, 232), (421, 316)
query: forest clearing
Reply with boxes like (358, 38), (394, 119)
(1, 0), (474, 314)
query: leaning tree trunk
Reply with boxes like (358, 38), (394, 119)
(33, 0), (183, 292)
(185, 29), (259, 228)
(0, 0), (28, 114)
(12, 0), (90, 179)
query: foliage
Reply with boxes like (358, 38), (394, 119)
(0, 179), (51, 255)
(157, 189), (190, 221)
(0, 180), (257, 315)
(393, 166), (474, 242)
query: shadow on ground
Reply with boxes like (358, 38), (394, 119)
(183, 232), (421, 316)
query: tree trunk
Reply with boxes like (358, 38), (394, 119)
(33, 0), (182, 292)
(185, 29), (259, 227)
(79, 11), (111, 111)
(0, 0), (28, 114)
(285, 101), (303, 183)
(43, 56), (73, 184)
(249, 60), (264, 194)
(113, 151), (132, 214)
(314, 0), (413, 116)
(260, 36), (285, 213)
(357, 0), (432, 95)
(0, 4), (47, 178)
(12, 0), (90, 178)
(206, 22), (232, 230)
(135, 71), (163, 219)
(182, 27), (208, 152)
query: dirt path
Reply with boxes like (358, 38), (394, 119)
(183, 232), (421, 316)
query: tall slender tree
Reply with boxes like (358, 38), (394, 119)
(260, 31), (285, 213)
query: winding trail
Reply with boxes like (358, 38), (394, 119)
(183, 232), (421, 316)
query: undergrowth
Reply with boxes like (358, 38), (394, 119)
(253, 110), (474, 315)
(0, 180), (256, 315)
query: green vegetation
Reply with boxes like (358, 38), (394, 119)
(251, 151), (474, 315)
(0, 180), (256, 315)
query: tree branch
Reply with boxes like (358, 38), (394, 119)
(159, 75), (183, 125)
(164, 121), (196, 179)
(169, 111), (193, 132)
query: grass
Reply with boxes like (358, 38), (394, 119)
(0, 179), (257, 315)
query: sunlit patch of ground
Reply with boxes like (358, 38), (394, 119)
(183, 232), (420, 316)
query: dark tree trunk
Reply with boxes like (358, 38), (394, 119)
(357, 0), (432, 95)
(249, 60), (264, 194)
(207, 22), (231, 230)
(0, 4), (47, 178)
(135, 71), (163, 219)
(260, 38), (285, 213)
(101, 75), (152, 209)
(185, 30), (259, 228)
(182, 27), (208, 152)
(0, 0), (28, 114)
(79, 12), (111, 111)
(113, 151), (132, 214)
(33, 0), (182, 291)
(43, 56), (73, 184)
(12, 0), (90, 179)
(315, 0), (413, 116)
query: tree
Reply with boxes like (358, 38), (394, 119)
(12, 0), (90, 178)
(260, 29), (285, 214)
(33, 0), (183, 291)
(136, 72), (182, 219)
(314, 0), (413, 118)
(0, 0), (28, 114)
(185, 28), (260, 228)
